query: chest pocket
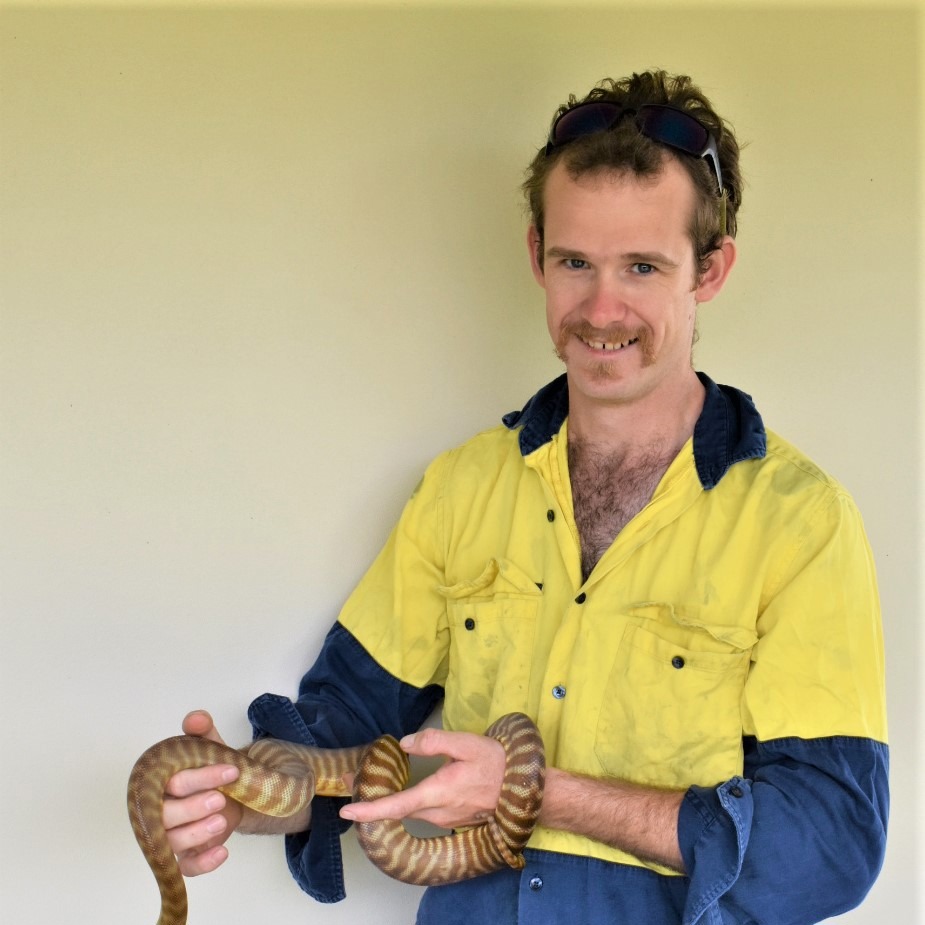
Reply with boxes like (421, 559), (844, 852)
(438, 558), (542, 733)
(594, 603), (755, 788)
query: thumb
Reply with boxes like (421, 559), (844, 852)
(181, 709), (228, 746)
(399, 727), (487, 762)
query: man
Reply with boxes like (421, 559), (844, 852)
(163, 71), (888, 924)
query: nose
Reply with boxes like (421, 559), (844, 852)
(582, 273), (630, 327)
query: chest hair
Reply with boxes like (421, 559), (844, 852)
(568, 439), (677, 582)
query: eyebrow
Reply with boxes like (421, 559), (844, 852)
(545, 246), (587, 261)
(545, 246), (680, 269)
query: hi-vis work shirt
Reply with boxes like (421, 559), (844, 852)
(249, 373), (889, 925)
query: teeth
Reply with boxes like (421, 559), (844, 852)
(581, 336), (638, 352)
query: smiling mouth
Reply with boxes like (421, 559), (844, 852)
(578, 334), (640, 352)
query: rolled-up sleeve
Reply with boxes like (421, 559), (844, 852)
(679, 736), (888, 925)
(248, 622), (443, 903)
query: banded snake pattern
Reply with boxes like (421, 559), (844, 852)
(127, 712), (545, 925)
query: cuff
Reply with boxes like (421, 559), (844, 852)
(248, 692), (351, 904)
(677, 777), (754, 925)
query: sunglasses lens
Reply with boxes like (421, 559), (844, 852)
(637, 106), (708, 155)
(546, 102), (722, 192)
(552, 103), (622, 146)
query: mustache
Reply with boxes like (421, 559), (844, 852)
(555, 321), (656, 365)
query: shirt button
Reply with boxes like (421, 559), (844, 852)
(546, 509), (555, 522)
(671, 655), (685, 669)
(729, 785), (744, 798)
(552, 685), (567, 700)
(575, 592), (587, 604)
(464, 618), (476, 631)
(529, 875), (544, 891)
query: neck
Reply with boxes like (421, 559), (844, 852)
(566, 370), (705, 460)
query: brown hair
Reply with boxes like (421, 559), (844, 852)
(523, 71), (743, 277)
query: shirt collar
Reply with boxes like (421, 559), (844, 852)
(501, 372), (767, 489)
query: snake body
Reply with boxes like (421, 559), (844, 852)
(127, 713), (545, 925)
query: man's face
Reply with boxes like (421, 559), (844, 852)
(529, 157), (729, 412)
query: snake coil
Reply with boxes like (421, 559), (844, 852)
(127, 712), (545, 925)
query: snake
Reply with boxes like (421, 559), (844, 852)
(127, 712), (545, 925)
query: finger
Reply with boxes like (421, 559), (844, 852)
(177, 843), (230, 878)
(341, 783), (483, 830)
(399, 727), (486, 761)
(340, 788), (421, 824)
(341, 774), (444, 824)
(163, 787), (229, 829)
(165, 764), (239, 800)
(166, 809), (230, 856)
(400, 728), (506, 782)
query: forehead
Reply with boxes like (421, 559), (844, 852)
(541, 157), (697, 252)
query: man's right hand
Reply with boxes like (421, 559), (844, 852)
(162, 710), (244, 876)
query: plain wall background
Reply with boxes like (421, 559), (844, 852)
(1, 2), (921, 923)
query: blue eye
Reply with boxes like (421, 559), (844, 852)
(565, 258), (588, 270)
(633, 263), (656, 274)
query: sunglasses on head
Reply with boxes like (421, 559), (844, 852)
(545, 101), (724, 197)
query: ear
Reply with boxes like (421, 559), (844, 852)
(694, 236), (737, 303)
(527, 225), (546, 288)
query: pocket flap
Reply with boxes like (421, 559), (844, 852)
(438, 558), (543, 600)
(628, 602), (758, 652)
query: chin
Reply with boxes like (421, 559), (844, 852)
(566, 355), (663, 402)
(570, 373), (642, 405)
